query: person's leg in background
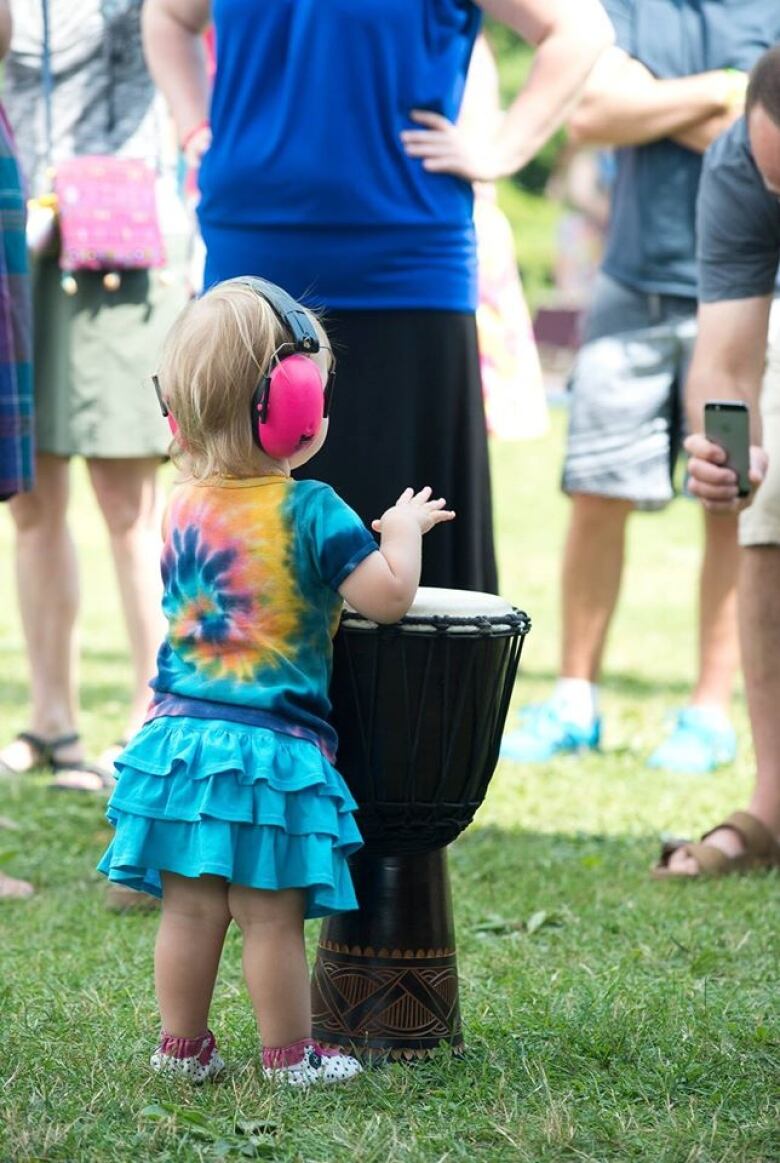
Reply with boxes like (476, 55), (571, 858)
(88, 456), (165, 736)
(504, 488), (634, 762)
(738, 546), (780, 835)
(659, 314), (780, 874)
(694, 508), (740, 711)
(50, 456), (165, 791)
(523, 489), (634, 757)
(657, 546), (780, 875)
(560, 492), (634, 684)
(647, 506), (741, 771)
(502, 276), (680, 762)
(647, 320), (741, 773)
(0, 453), (86, 774)
(0, 108), (56, 896)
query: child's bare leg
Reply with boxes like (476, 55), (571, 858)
(156, 873), (231, 1036)
(228, 885), (310, 1047)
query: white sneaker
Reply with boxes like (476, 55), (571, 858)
(150, 1029), (225, 1084)
(262, 1042), (362, 1088)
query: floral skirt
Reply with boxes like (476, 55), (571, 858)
(97, 716), (362, 918)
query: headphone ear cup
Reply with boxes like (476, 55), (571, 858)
(167, 414), (180, 439)
(256, 354), (326, 459)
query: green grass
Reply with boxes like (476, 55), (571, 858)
(1, 414), (779, 1162)
(496, 180), (561, 310)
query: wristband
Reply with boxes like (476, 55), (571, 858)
(180, 120), (210, 152)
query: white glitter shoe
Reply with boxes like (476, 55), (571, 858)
(262, 1041), (362, 1088)
(150, 1029), (225, 1084)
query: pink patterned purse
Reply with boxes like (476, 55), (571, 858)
(53, 156), (166, 278)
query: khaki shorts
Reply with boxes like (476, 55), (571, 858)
(739, 301), (780, 547)
(562, 273), (697, 510)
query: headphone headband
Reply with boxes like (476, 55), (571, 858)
(235, 277), (321, 354)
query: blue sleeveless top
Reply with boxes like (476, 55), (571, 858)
(198, 0), (481, 311)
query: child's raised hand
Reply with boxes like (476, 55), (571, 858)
(344, 488), (456, 623)
(371, 486), (455, 535)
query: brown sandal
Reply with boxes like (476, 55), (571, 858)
(651, 810), (780, 879)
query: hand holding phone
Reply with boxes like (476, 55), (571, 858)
(703, 401), (751, 498)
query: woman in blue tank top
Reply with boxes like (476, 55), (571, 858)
(144, 0), (613, 592)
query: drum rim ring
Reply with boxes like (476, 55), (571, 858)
(340, 608), (532, 637)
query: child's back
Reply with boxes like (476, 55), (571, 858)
(151, 476), (376, 761)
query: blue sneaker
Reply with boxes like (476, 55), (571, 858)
(500, 701), (601, 763)
(647, 707), (737, 774)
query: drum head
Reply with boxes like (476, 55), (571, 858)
(344, 586), (527, 635)
(407, 587), (514, 619)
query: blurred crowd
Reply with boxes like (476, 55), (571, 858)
(2, 0), (780, 900)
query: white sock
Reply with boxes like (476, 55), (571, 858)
(689, 702), (731, 727)
(551, 678), (599, 727)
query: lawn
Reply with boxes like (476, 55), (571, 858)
(0, 413), (778, 1162)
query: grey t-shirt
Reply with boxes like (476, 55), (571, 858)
(601, 0), (780, 299)
(697, 117), (780, 304)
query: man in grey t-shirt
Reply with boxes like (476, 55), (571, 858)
(654, 47), (780, 877)
(502, 0), (780, 774)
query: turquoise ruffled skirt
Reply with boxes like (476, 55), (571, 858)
(97, 716), (362, 918)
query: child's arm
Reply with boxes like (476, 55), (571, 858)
(338, 487), (455, 624)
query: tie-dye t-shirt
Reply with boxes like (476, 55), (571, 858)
(147, 476), (377, 759)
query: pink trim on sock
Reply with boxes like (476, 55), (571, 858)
(158, 1029), (216, 1066)
(312, 1042), (340, 1058)
(262, 1038), (309, 1069)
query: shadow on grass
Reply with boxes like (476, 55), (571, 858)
(453, 823), (662, 886)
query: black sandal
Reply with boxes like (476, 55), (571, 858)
(49, 734), (117, 793)
(0, 731), (56, 777)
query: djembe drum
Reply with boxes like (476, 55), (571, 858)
(311, 588), (530, 1059)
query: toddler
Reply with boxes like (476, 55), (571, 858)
(98, 277), (453, 1087)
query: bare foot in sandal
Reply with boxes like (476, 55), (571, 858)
(53, 737), (133, 792)
(49, 737), (124, 793)
(50, 760), (116, 793)
(664, 824), (746, 875)
(0, 731), (51, 776)
(653, 810), (780, 878)
(0, 730), (83, 776)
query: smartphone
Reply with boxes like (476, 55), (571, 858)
(703, 401), (751, 497)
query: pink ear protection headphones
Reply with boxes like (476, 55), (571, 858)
(152, 277), (334, 460)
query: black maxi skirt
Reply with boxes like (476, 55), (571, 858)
(295, 310), (498, 594)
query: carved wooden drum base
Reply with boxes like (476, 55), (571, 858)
(311, 849), (463, 1060)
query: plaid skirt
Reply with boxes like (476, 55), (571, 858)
(0, 106), (33, 500)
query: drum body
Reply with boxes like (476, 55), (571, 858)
(311, 589), (530, 1059)
(329, 590), (529, 854)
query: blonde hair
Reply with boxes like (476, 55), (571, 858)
(156, 278), (327, 480)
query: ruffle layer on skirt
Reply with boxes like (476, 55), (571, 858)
(97, 717), (362, 918)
